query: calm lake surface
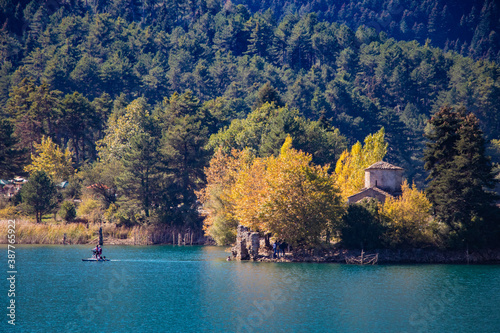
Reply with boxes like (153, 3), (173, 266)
(3, 245), (500, 332)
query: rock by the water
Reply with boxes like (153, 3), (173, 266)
(232, 225), (260, 260)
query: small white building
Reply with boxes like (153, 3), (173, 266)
(347, 161), (404, 204)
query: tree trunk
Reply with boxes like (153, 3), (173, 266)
(99, 227), (103, 246)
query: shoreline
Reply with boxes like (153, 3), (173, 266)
(250, 248), (500, 264)
(231, 225), (500, 264)
(3, 220), (499, 264)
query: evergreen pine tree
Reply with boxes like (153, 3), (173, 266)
(118, 132), (161, 218)
(21, 170), (57, 223)
(160, 91), (214, 227)
(0, 119), (24, 178)
(424, 106), (499, 248)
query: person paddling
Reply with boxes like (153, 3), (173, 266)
(93, 244), (103, 260)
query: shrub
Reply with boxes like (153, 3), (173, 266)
(59, 201), (76, 222)
(341, 198), (386, 250)
(77, 196), (104, 223)
(0, 205), (19, 219)
(381, 180), (435, 248)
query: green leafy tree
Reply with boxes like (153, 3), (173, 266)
(92, 92), (113, 138)
(245, 15), (274, 59)
(209, 102), (346, 166)
(341, 198), (386, 250)
(254, 82), (283, 109)
(271, 14), (299, 65)
(96, 97), (151, 162)
(69, 54), (101, 97)
(58, 201), (76, 222)
(21, 170), (57, 223)
(6, 80), (61, 154)
(287, 14), (317, 70)
(90, 97), (154, 222)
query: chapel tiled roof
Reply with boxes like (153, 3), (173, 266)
(365, 161), (403, 170)
(353, 186), (394, 198)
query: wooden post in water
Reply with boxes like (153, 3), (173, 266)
(466, 244), (470, 265)
(99, 227), (103, 246)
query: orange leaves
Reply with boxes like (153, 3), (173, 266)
(199, 136), (344, 246)
(196, 148), (254, 245)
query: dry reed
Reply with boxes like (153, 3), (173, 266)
(0, 220), (204, 245)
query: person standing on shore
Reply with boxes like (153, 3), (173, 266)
(280, 241), (287, 257)
(273, 241), (278, 259)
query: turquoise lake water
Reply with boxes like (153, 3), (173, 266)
(2, 245), (500, 332)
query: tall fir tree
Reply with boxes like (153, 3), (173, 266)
(424, 106), (499, 248)
(118, 132), (162, 218)
(160, 91), (215, 227)
(0, 118), (24, 178)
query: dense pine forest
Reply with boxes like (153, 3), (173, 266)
(0, 0), (499, 249)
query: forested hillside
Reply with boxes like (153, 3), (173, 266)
(1, 0), (499, 231)
(3, 0), (500, 62)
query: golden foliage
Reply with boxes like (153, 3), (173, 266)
(24, 136), (74, 182)
(256, 136), (344, 245)
(196, 148), (254, 245)
(382, 180), (434, 247)
(335, 127), (387, 200)
(77, 196), (105, 223)
(200, 136), (344, 246)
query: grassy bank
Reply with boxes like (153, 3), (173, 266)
(0, 220), (205, 245)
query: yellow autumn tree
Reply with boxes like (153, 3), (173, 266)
(228, 136), (344, 246)
(24, 136), (74, 182)
(196, 148), (254, 245)
(230, 156), (269, 232)
(335, 127), (388, 200)
(260, 137), (344, 245)
(382, 180), (434, 247)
